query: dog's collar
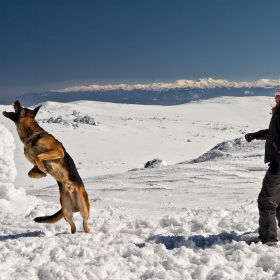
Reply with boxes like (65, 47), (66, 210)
(24, 131), (47, 145)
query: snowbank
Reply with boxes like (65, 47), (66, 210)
(0, 125), (44, 215)
(184, 137), (264, 164)
(0, 124), (20, 210)
(0, 125), (16, 183)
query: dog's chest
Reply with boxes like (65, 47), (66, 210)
(24, 145), (46, 164)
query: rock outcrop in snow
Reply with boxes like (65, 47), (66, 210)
(38, 111), (98, 127)
(144, 158), (167, 168)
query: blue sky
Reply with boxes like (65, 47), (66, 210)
(1, 0), (280, 98)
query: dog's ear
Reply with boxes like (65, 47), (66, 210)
(32, 105), (42, 117)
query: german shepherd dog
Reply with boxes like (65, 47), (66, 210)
(3, 101), (90, 234)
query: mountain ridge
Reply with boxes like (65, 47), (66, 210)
(2, 77), (280, 106)
(54, 77), (280, 92)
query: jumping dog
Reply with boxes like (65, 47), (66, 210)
(3, 101), (90, 233)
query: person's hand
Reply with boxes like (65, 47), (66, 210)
(268, 161), (279, 175)
(245, 132), (258, 142)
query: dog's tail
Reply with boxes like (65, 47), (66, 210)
(34, 209), (63, 224)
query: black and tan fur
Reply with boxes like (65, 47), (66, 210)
(3, 101), (90, 234)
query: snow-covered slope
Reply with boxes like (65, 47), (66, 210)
(0, 96), (279, 279)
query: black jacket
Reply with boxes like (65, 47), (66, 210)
(257, 106), (280, 163)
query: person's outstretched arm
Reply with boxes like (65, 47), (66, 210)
(245, 129), (268, 142)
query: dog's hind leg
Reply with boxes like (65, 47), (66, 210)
(60, 188), (77, 234)
(28, 166), (46, 178)
(63, 212), (76, 234)
(77, 188), (90, 233)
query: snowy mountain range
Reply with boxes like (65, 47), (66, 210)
(3, 77), (280, 106)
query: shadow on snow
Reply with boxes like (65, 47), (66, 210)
(136, 230), (257, 250)
(0, 230), (45, 241)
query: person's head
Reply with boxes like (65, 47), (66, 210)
(275, 87), (280, 103)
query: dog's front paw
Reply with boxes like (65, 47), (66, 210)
(28, 172), (47, 179)
(28, 166), (47, 178)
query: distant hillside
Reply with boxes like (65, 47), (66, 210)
(2, 78), (280, 106)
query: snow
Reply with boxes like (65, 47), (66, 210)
(0, 96), (280, 279)
(54, 77), (280, 93)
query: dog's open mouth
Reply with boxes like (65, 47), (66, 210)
(12, 103), (18, 113)
(2, 100), (22, 121)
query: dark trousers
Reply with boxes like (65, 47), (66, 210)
(258, 170), (280, 242)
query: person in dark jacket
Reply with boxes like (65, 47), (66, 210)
(245, 87), (280, 246)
